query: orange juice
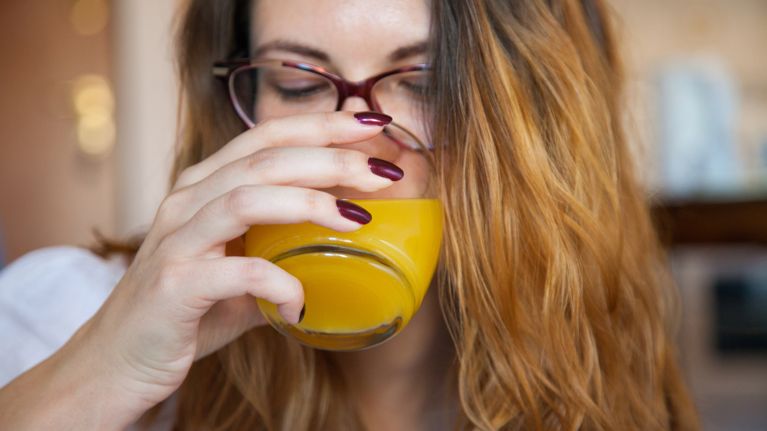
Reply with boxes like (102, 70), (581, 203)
(245, 198), (443, 350)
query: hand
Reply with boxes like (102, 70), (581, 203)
(68, 111), (400, 426)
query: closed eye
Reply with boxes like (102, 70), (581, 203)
(272, 82), (332, 99)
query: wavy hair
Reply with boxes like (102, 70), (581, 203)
(133, 0), (701, 429)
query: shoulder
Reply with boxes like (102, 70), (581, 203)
(0, 246), (126, 309)
(1, 245), (123, 279)
(0, 246), (127, 386)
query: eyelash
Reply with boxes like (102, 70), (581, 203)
(273, 83), (330, 99)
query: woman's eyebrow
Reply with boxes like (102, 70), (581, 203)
(252, 39), (428, 64)
(388, 41), (428, 62)
(252, 40), (330, 62)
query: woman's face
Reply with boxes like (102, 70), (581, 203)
(251, 0), (432, 199)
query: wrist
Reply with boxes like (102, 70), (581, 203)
(58, 317), (158, 429)
(0, 322), (148, 430)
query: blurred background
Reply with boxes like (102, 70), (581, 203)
(0, 1), (765, 429)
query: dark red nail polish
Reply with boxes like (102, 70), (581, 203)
(336, 200), (372, 225)
(299, 305), (306, 323)
(368, 157), (404, 181)
(354, 111), (392, 127)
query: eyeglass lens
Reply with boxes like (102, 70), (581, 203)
(230, 64), (431, 150)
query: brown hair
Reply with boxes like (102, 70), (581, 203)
(125, 0), (701, 429)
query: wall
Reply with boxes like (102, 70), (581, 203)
(0, 0), (179, 262)
(0, 1), (115, 261)
(113, 0), (178, 238)
(613, 0), (767, 193)
(611, 2), (767, 429)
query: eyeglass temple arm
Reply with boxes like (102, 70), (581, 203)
(212, 66), (230, 79)
(211, 60), (252, 79)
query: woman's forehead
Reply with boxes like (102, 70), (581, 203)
(251, 0), (430, 72)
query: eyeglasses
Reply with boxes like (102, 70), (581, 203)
(212, 59), (432, 151)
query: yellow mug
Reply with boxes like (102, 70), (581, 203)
(245, 198), (443, 351)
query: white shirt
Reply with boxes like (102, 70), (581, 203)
(0, 246), (126, 386)
(0, 246), (174, 430)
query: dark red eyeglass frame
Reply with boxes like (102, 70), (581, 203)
(212, 59), (431, 129)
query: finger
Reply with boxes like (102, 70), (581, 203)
(195, 295), (265, 360)
(208, 146), (402, 192)
(175, 111), (392, 189)
(167, 256), (304, 324)
(162, 185), (370, 257)
(163, 147), (400, 231)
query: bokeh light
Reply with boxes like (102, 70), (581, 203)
(69, 0), (109, 36)
(71, 74), (115, 157)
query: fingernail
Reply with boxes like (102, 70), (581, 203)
(354, 111), (392, 127)
(336, 199), (372, 225)
(298, 305), (306, 324)
(368, 157), (404, 181)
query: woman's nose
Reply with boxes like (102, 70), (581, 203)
(340, 96), (373, 113)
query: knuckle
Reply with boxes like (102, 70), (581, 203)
(225, 185), (253, 218)
(241, 257), (270, 283)
(284, 276), (304, 303)
(155, 261), (184, 294)
(153, 236), (175, 257)
(156, 192), (185, 224)
(313, 112), (336, 139)
(303, 190), (336, 220)
(302, 189), (322, 213)
(333, 149), (354, 174)
(320, 111), (336, 132)
(350, 150), (370, 174)
(255, 117), (278, 138)
(245, 148), (278, 179)
(175, 165), (200, 188)
(243, 259), (302, 303)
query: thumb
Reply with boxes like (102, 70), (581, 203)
(195, 295), (267, 360)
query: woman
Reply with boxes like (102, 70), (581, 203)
(0, 0), (699, 429)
